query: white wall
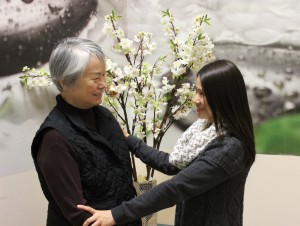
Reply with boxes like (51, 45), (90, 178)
(244, 155), (300, 226)
(1, 154), (300, 226)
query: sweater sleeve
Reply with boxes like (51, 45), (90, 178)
(111, 156), (228, 225)
(126, 135), (180, 175)
(37, 129), (92, 226)
(112, 136), (248, 225)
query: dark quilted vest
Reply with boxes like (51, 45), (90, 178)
(32, 95), (141, 226)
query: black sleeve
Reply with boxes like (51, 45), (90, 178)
(111, 157), (228, 225)
(126, 135), (180, 175)
(37, 129), (92, 226)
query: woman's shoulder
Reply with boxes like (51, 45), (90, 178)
(205, 135), (244, 154)
(201, 135), (248, 175)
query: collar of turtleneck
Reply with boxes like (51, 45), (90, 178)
(57, 95), (98, 131)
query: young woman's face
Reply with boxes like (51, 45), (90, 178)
(61, 55), (106, 109)
(193, 76), (213, 122)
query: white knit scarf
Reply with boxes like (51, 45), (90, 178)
(169, 119), (218, 169)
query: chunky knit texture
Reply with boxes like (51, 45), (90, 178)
(170, 119), (217, 169)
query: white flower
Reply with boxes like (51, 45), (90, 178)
(115, 28), (125, 38)
(114, 67), (125, 80)
(37, 77), (50, 86)
(102, 22), (115, 37)
(171, 66), (187, 77)
(173, 108), (191, 120)
(118, 38), (134, 54)
(26, 79), (37, 89)
(106, 58), (118, 71)
(22, 66), (30, 72)
(115, 84), (128, 93)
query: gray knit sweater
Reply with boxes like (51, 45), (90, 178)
(111, 134), (251, 226)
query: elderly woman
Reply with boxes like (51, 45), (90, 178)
(78, 59), (256, 226)
(31, 37), (141, 226)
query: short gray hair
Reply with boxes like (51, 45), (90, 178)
(49, 37), (105, 91)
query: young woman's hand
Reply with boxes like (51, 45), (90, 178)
(77, 205), (116, 226)
(123, 129), (129, 138)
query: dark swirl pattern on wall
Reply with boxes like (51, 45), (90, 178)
(0, 0), (98, 77)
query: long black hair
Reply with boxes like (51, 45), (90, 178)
(197, 59), (256, 166)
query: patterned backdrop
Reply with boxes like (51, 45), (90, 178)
(0, 0), (299, 178)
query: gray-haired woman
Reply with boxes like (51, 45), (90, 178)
(31, 37), (141, 226)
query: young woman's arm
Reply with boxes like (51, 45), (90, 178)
(78, 156), (228, 226)
(126, 135), (180, 175)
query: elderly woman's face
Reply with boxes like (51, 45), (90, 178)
(61, 55), (106, 109)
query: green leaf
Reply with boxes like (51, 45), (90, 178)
(203, 14), (211, 25)
(197, 33), (203, 40)
(111, 10), (122, 21)
(162, 9), (170, 17)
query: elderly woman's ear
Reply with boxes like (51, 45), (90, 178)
(59, 80), (64, 89)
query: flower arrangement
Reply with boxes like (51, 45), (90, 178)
(102, 9), (214, 181)
(19, 9), (214, 182)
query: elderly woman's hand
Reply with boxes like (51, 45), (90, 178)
(77, 205), (115, 226)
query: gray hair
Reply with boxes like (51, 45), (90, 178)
(49, 37), (105, 91)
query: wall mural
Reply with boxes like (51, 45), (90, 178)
(0, 0), (98, 76)
(0, 0), (299, 178)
